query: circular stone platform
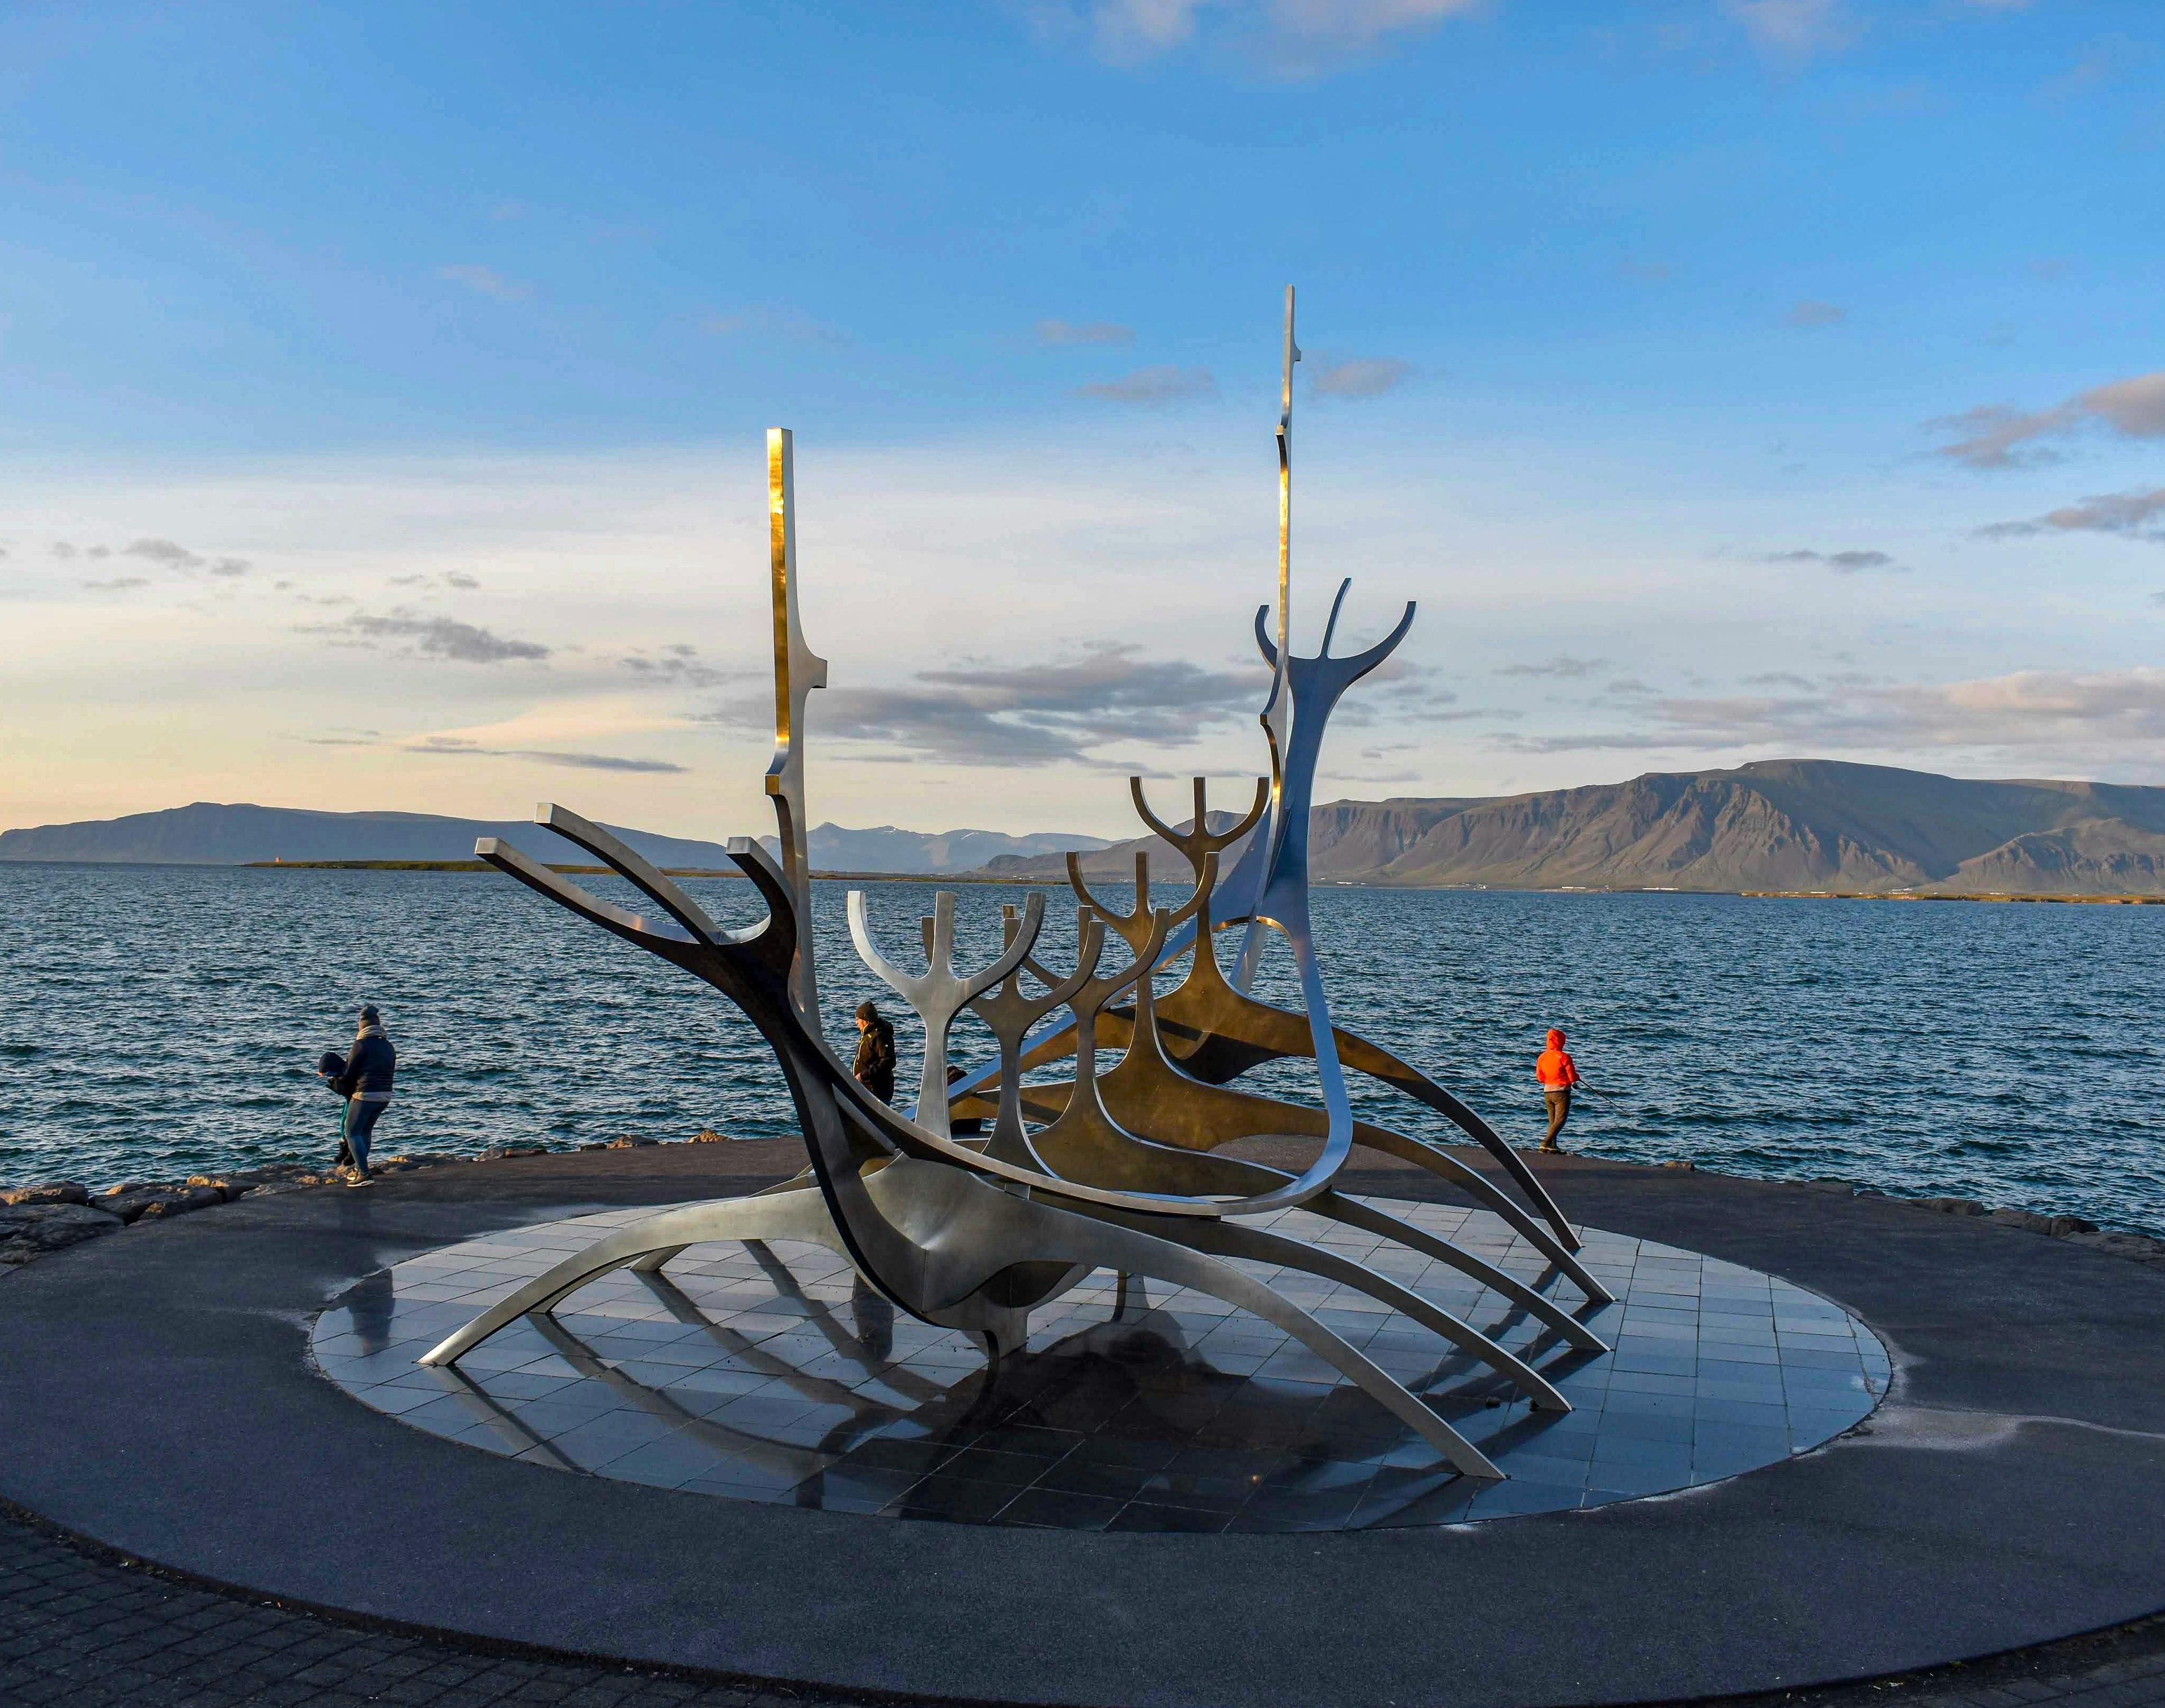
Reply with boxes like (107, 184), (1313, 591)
(4, 1142), (2162, 1708)
(312, 1197), (1887, 1530)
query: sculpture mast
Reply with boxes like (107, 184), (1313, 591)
(764, 427), (829, 1023)
(1267, 284), (1298, 783)
(1234, 287), (1299, 990)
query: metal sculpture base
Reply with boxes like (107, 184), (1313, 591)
(421, 1164), (1523, 1476)
(325, 1196), (1892, 1533)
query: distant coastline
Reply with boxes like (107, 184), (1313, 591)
(12, 762), (2165, 898)
(241, 859), (1040, 884)
(232, 860), (2165, 902)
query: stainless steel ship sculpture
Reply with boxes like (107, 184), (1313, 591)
(421, 290), (1612, 1480)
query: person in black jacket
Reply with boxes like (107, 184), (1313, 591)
(851, 1001), (896, 1104)
(322, 1004), (396, 1185)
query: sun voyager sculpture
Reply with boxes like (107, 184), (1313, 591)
(421, 290), (1613, 1481)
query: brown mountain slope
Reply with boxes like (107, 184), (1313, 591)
(1375, 762), (2165, 891)
(1943, 818), (2165, 895)
(982, 797), (1491, 884)
(975, 761), (2165, 895)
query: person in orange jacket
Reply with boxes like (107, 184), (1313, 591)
(1535, 1027), (1580, 1153)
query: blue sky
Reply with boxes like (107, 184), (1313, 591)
(3, 0), (2162, 837)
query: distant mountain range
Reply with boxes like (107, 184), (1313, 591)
(0, 802), (1108, 875)
(10, 763), (2165, 894)
(980, 761), (2165, 896)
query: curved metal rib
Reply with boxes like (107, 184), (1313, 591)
(533, 803), (728, 946)
(966, 906), (1101, 1167)
(1079, 1206), (1570, 1412)
(849, 888), (1044, 1135)
(1130, 775), (1269, 869)
(1067, 1237), (1501, 1478)
(418, 1188), (840, 1367)
(474, 838), (698, 952)
(1311, 1191), (1608, 1353)
(1252, 581), (1419, 682)
(1065, 848), (1209, 947)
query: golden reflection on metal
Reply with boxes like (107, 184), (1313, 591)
(765, 426), (829, 1022)
(1010, 761), (1596, 1284)
(432, 329), (1618, 1481)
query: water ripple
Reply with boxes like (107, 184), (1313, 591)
(0, 865), (2158, 1234)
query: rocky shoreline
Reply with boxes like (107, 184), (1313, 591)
(6, 1132), (2161, 1279)
(0, 1128), (734, 1272)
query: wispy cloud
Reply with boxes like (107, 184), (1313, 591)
(700, 641), (1260, 767)
(1786, 299), (1846, 328)
(1036, 318), (1135, 346)
(2039, 34), (2156, 101)
(1722, 0), (1858, 62)
(83, 577), (151, 592)
(1499, 668), (2165, 757)
(439, 264), (532, 303)
(116, 537), (250, 576)
(703, 306), (851, 349)
(1977, 486), (2165, 542)
(1931, 370), (2165, 470)
(1033, 0), (1482, 77)
(317, 610), (551, 664)
(407, 737), (686, 774)
(1076, 365), (1217, 405)
(620, 643), (736, 687)
(1311, 356), (1410, 399)
(1759, 547), (1899, 572)
(1497, 655), (1610, 679)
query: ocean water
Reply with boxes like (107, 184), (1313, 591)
(1, 862), (2158, 1234)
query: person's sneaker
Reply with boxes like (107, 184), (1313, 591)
(345, 1171), (374, 1188)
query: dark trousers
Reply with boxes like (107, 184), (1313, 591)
(342, 1098), (387, 1173)
(1541, 1088), (1571, 1151)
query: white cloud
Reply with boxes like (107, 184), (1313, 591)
(1075, 365), (1217, 405)
(439, 264), (532, 303)
(1034, 0), (1482, 74)
(6, 426), (2159, 833)
(1503, 668), (2165, 767)
(1978, 487), (2165, 542)
(1722, 0), (1858, 61)
(1036, 319), (1135, 346)
(1760, 547), (1899, 572)
(1932, 370), (2165, 470)
(704, 306), (852, 350)
(407, 736), (686, 774)
(1312, 357), (1411, 399)
(698, 641), (1261, 767)
(316, 610), (552, 664)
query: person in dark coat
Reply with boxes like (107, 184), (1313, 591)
(851, 1000), (896, 1103)
(322, 1004), (396, 1184)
